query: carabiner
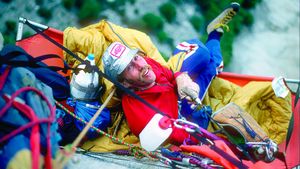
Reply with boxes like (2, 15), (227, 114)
(157, 154), (174, 166)
(174, 119), (200, 133)
(246, 142), (268, 146)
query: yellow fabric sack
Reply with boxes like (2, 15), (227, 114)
(205, 77), (292, 144)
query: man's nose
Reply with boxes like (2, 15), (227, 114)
(133, 61), (144, 70)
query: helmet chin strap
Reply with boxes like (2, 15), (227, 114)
(129, 81), (156, 91)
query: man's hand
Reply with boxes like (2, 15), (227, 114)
(175, 72), (200, 103)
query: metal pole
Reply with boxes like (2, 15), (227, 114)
(285, 78), (300, 84)
(16, 17), (48, 41)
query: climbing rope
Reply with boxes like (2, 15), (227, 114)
(55, 101), (158, 160)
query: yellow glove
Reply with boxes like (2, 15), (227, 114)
(175, 72), (200, 102)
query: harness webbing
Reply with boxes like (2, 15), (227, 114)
(0, 47), (70, 73)
(189, 130), (248, 169)
(193, 105), (255, 162)
(280, 81), (300, 168)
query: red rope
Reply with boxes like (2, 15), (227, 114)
(0, 66), (11, 90)
(2, 94), (40, 169)
(0, 119), (52, 143)
(0, 86), (55, 169)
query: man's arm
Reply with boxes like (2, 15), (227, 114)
(122, 94), (192, 145)
(147, 58), (200, 103)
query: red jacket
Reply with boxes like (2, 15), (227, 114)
(122, 58), (190, 144)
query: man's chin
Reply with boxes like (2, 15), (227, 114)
(143, 77), (155, 84)
(135, 79), (155, 88)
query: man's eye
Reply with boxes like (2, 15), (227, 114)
(134, 55), (139, 60)
(127, 65), (133, 71)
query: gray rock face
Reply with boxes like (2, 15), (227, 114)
(67, 153), (167, 169)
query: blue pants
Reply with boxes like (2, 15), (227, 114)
(173, 31), (222, 128)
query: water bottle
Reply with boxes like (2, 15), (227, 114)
(70, 54), (101, 100)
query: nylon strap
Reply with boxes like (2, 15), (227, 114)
(0, 66), (11, 90)
(294, 81), (300, 108)
(197, 106), (255, 162)
(190, 130), (248, 169)
(280, 81), (300, 167)
(285, 113), (294, 152)
(0, 47), (70, 73)
(276, 80), (300, 167)
(287, 81), (300, 149)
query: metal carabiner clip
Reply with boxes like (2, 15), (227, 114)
(173, 119), (200, 133)
(157, 154), (174, 166)
(246, 142), (268, 146)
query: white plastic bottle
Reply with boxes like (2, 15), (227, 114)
(70, 54), (101, 100)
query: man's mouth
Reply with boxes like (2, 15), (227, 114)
(143, 68), (149, 76)
(141, 65), (151, 78)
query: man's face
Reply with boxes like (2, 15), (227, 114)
(121, 54), (156, 89)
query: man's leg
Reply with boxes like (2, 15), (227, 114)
(179, 2), (240, 129)
(205, 2), (240, 72)
(193, 1), (241, 99)
(205, 31), (223, 73)
(180, 2), (240, 96)
(206, 2), (240, 35)
(179, 39), (211, 76)
(178, 37), (219, 129)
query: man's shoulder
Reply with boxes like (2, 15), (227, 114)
(145, 57), (168, 71)
(145, 57), (159, 64)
